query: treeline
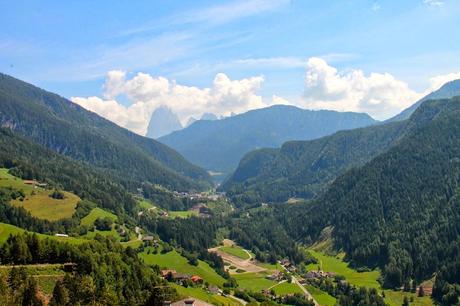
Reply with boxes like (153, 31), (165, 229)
(0, 232), (177, 305)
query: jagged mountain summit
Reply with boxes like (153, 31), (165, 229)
(146, 106), (183, 139)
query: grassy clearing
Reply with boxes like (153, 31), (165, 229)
(172, 284), (241, 305)
(272, 281), (303, 296)
(137, 199), (154, 210)
(219, 245), (250, 260)
(384, 290), (434, 306)
(0, 168), (34, 192)
(80, 207), (117, 226)
(13, 191), (80, 221)
(0, 223), (86, 245)
(258, 262), (283, 271)
(169, 210), (198, 218)
(306, 250), (381, 289)
(80, 208), (123, 240)
(139, 248), (226, 286)
(305, 285), (336, 306)
(233, 272), (277, 291)
(1, 168), (79, 221)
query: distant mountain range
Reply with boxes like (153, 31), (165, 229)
(223, 79), (460, 204)
(159, 105), (377, 177)
(0, 73), (212, 192)
(146, 106), (183, 139)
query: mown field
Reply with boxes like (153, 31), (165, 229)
(305, 284), (336, 306)
(172, 284), (241, 305)
(1, 168), (80, 221)
(168, 210), (198, 218)
(272, 281), (303, 296)
(233, 272), (277, 291)
(139, 248), (226, 286)
(306, 249), (434, 306)
(219, 245), (250, 260)
(80, 207), (117, 226)
(306, 250), (381, 288)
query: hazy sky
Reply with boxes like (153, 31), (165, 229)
(2, 0), (460, 134)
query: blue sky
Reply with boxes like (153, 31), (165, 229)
(1, 0), (460, 133)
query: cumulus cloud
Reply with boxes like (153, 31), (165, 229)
(428, 71), (460, 92)
(72, 71), (271, 135)
(302, 57), (423, 119)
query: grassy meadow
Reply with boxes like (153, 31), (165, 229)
(219, 245), (250, 260)
(233, 272), (277, 291)
(139, 248), (226, 286)
(1, 168), (80, 221)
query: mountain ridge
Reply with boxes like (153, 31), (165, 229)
(0, 73), (212, 191)
(159, 104), (377, 176)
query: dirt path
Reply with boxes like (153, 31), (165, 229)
(208, 246), (266, 274)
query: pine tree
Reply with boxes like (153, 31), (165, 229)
(49, 280), (69, 306)
(402, 296), (409, 306)
(21, 277), (43, 306)
(418, 286), (425, 297)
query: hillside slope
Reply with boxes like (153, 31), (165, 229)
(281, 97), (460, 290)
(0, 73), (211, 191)
(223, 120), (406, 204)
(159, 105), (376, 176)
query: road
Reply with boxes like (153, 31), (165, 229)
(292, 275), (319, 306)
(280, 265), (319, 305)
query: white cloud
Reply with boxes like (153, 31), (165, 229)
(428, 71), (460, 92)
(72, 71), (272, 135)
(302, 57), (423, 119)
(423, 0), (444, 7)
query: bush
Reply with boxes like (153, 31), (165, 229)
(50, 190), (65, 200)
(94, 217), (113, 231)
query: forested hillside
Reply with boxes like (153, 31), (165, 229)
(223, 119), (406, 205)
(0, 73), (212, 191)
(159, 105), (376, 176)
(224, 81), (460, 205)
(261, 97), (460, 302)
(0, 128), (135, 214)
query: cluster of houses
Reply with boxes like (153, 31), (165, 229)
(266, 270), (285, 281)
(304, 270), (336, 279)
(280, 258), (298, 273)
(172, 191), (225, 201)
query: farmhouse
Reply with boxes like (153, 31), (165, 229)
(161, 269), (177, 279)
(190, 275), (203, 284)
(266, 270), (284, 281)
